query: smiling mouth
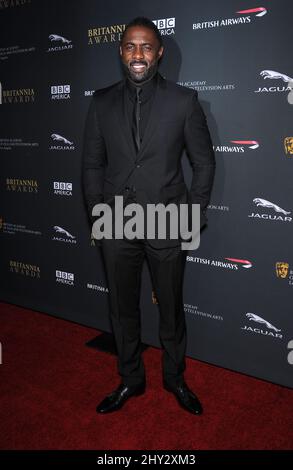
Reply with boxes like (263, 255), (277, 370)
(130, 63), (147, 72)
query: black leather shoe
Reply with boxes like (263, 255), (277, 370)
(96, 382), (145, 414)
(163, 381), (203, 415)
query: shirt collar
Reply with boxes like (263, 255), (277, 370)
(126, 72), (158, 103)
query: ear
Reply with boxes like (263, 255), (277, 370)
(158, 46), (164, 59)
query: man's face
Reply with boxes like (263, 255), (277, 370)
(120, 26), (163, 83)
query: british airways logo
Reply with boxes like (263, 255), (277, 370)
(214, 140), (259, 153)
(193, 6), (267, 30)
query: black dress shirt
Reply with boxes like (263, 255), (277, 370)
(125, 72), (158, 151)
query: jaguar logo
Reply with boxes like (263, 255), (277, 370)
(260, 70), (293, 83)
(49, 34), (71, 44)
(253, 198), (291, 215)
(53, 226), (75, 238)
(51, 134), (73, 145)
(246, 313), (281, 332)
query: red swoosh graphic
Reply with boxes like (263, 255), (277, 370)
(225, 258), (252, 265)
(236, 8), (266, 14)
(230, 140), (258, 145)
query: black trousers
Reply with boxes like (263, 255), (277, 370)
(100, 190), (187, 388)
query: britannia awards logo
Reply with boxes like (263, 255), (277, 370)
(0, 81), (35, 104)
(248, 198), (292, 223)
(47, 34), (73, 52)
(6, 178), (38, 193)
(88, 23), (125, 45)
(192, 7), (267, 31)
(284, 137), (293, 157)
(9, 260), (40, 278)
(241, 313), (282, 339)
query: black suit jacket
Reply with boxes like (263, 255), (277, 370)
(82, 73), (216, 248)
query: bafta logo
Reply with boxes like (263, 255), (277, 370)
(284, 137), (293, 156)
(276, 262), (289, 279)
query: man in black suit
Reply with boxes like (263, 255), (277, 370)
(82, 17), (215, 415)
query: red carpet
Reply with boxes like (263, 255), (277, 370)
(0, 301), (292, 450)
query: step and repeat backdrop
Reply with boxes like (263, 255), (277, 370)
(1, 0), (292, 387)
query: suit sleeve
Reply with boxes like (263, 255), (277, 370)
(184, 91), (216, 225)
(82, 95), (106, 223)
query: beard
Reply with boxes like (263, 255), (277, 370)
(122, 59), (159, 84)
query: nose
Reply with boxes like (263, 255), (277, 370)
(133, 45), (144, 60)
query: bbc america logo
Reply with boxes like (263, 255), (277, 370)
(51, 85), (71, 100)
(56, 270), (74, 286)
(152, 17), (175, 35)
(53, 182), (72, 196)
